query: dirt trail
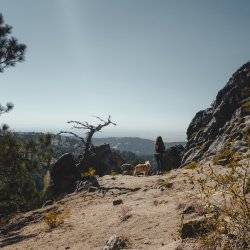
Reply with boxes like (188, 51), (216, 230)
(0, 169), (200, 250)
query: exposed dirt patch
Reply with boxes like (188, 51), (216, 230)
(0, 168), (206, 249)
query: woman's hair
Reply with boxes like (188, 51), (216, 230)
(155, 136), (163, 144)
(155, 136), (165, 153)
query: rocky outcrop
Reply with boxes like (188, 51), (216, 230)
(50, 153), (81, 194)
(182, 62), (250, 164)
(50, 145), (123, 195)
(78, 144), (124, 176)
(163, 144), (185, 170)
(75, 176), (100, 193)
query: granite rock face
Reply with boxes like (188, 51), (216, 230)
(78, 144), (124, 176)
(163, 144), (185, 170)
(182, 62), (250, 164)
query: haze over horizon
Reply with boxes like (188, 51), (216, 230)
(1, 1), (250, 141)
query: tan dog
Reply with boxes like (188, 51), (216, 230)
(134, 161), (151, 176)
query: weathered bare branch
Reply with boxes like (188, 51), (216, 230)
(58, 131), (85, 144)
(60, 116), (116, 161)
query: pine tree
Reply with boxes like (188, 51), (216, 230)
(0, 13), (26, 72)
(0, 14), (52, 214)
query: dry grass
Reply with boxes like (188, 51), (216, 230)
(192, 153), (250, 249)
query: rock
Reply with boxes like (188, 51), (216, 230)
(180, 215), (213, 239)
(42, 200), (54, 207)
(88, 186), (98, 192)
(182, 205), (195, 214)
(163, 144), (185, 170)
(75, 176), (100, 192)
(120, 163), (134, 175)
(78, 144), (124, 176)
(182, 62), (250, 164)
(50, 153), (81, 195)
(113, 199), (123, 206)
(103, 235), (127, 250)
(231, 140), (248, 152)
(217, 158), (229, 166)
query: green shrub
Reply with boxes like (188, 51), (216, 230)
(0, 132), (53, 214)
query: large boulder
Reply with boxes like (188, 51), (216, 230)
(103, 235), (127, 250)
(79, 144), (124, 176)
(50, 153), (81, 194)
(120, 163), (134, 175)
(180, 215), (214, 239)
(182, 62), (250, 164)
(163, 144), (185, 170)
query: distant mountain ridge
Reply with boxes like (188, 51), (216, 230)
(92, 137), (186, 155)
(15, 133), (186, 156)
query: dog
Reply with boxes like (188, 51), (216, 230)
(120, 163), (134, 175)
(133, 161), (151, 176)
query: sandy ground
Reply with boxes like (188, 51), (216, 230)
(0, 168), (203, 250)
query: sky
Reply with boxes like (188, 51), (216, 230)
(1, 0), (250, 141)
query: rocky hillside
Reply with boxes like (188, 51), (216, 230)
(182, 62), (250, 164)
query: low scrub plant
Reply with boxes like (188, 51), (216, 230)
(44, 209), (70, 229)
(111, 170), (118, 176)
(185, 161), (199, 170)
(213, 148), (235, 165)
(82, 167), (96, 177)
(192, 152), (249, 249)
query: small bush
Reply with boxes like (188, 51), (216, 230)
(185, 161), (199, 170)
(111, 170), (118, 176)
(82, 167), (96, 177)
(44, 209), (70, 229)
(213, 148), (235, 165)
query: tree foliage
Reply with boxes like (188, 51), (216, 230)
(0, 13), (26, 72)
(0, 128), (53, 214)
(0, 14), (53, 214)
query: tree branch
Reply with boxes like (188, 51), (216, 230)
(58, 131), (86, 144)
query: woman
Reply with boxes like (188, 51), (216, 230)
(154, 136), (165, 174)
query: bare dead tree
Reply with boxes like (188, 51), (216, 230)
(59, 115), (116, 159)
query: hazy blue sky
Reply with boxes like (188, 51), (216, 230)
(1, 0), (250, 141)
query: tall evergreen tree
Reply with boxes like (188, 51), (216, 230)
(0, 14), (52, 214)
(0, 13), (26, 72)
